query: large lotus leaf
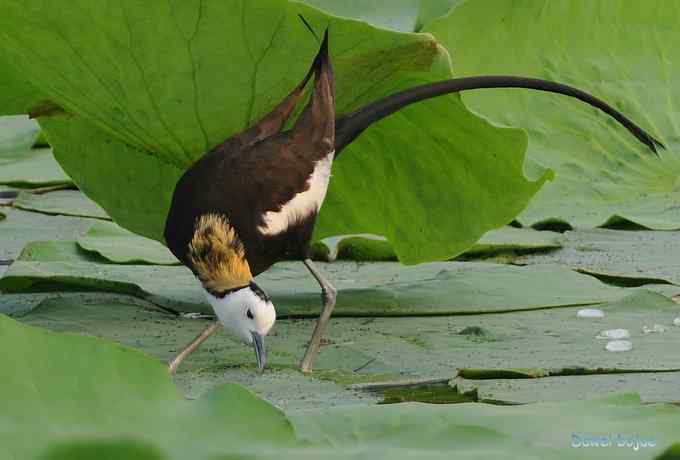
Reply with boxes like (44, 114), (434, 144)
(0, 65), (41, 115)
(517, 229), (680, 285)
(42, 117), (183, 239)
(0, 0), (545, 262)
(76, 222), (561, 265)
(0, 313), (299, 460)
(13, 190), (109, 219)
(290, 393), (680, 459)
(15, 289), (680, 409)
(345, 290), (680, 384)
(16, 293), (395, 405)
(33, 394), (680, 459)
(0, 240), (624, 315)
(448, 290), (680, 403)
(4, 311), (680, 459)
(425, 0), (680, 229)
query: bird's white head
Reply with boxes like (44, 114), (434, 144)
(205, 282), (276, 370)
(187, 214), (275, 369)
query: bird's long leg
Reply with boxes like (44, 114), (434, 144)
(299, 258), (337, 373)
(168, 321), (222, 374)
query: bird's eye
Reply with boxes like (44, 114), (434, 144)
(246, 309), (254, 319)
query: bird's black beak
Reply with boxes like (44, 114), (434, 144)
(251, 331), (266, 371)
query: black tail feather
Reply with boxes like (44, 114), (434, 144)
(298, 14), (320, 44)
(297, 27), (329, 90)
(335, 76), (663, 157)
(232, 25), (329, 145)
(292, 28), (334, 147)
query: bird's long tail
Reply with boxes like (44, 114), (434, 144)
(234, 27), (327, 147)
(292, 29), (335, 150)
(334, 76), (664, 157)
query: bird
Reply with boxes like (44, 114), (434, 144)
(164, 27), (662, 374)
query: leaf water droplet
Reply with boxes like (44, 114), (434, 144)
(577, 308), (604, 319)
(596, 329), (630, 340)
(605, 340), (633, 352)
(642, 324), (666, 334)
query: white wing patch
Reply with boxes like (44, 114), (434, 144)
(257, 151), (334, 236)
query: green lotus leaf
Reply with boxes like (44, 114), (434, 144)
(0, 115), (39, 152)
(657, 444), (680, 460)
(314, 226), (563, 261)
(425, 0), (680, 229)
(15, 288), (680, 408)
(0, 115), (66, 186)
(0, 148), (71, 187)
(13, 190), (109, 220)
(3, 307), (680, 459)
(298, 0), (462, 32)
(517, 228), (680, 285)
(299, 0), (422, 32)
(0, 0), (545, 263)
(290, 393), (680, 458)
(0, 65), (41, 115)
(77, 221), (179, 265)
(0, 208), (97, 260)
(0, 313), (297, 460)
(0, 240), (623, 315)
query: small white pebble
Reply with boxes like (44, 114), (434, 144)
(673, 317), (680, 327)
(642, 324), (666, 334)
(605, 340), (633, 352)
(596, 329), (630, 340)
(577, 308), (604, 319)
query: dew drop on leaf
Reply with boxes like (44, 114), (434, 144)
(577, 308), (604, 319)
(642, 324), (666, 334)
(596, 329), (630, 340)
(605, 340), (633, 352)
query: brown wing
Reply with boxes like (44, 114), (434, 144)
(164, 132), (317, 266)
(164, 30), (334, 274)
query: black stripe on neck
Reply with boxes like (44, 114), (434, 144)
(248, 281), (270, 303)
(206, 281), (270, 302)
(207, 284), (249, 299)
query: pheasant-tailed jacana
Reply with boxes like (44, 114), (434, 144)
(164, 29), (662, 374)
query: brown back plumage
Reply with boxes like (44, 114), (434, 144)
(188, 213), (253, 293)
